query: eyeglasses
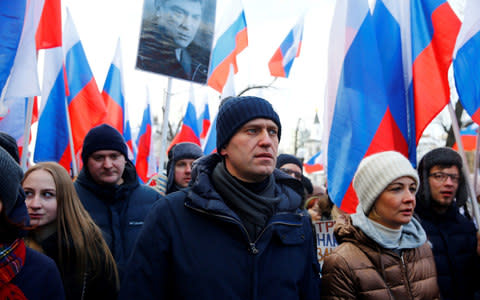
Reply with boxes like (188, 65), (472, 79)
(279, 168), (302, 180)
(429, 172), (460, 183)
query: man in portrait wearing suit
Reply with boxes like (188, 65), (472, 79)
(137, 0), (210, 83)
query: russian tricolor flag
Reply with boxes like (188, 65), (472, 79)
(198, 102), (211, 145)
(102, 40), (126, 134)
(303, 151), (323, 174)
(34, 47), (70, 169)
(453, 0), (480, 124)
(453, 124), (478, 152)
(168, 100), (201, 152)
(136, 100), (156, 183)
(268, 16), (304, 78)
(64, 11), (106, 161)
(207, 0), (248, 93)
(411, 0), (461, 144)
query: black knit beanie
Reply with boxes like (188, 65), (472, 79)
(81, 124), (128, 166)
(0, 146), (23, 216)
(0, 132), (20, 163)
(276, 154), (303, 172)
(216, 96), (281, 151)
(417, 147), (468, 208)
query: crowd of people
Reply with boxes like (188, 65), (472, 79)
(0, 96), (479, 299)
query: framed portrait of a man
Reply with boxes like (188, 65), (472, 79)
(137, 0), (216, 84)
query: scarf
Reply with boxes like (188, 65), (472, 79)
(212, 163), (281, 240)
(0, 238), (27, 299)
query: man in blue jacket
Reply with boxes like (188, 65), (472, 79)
(120, 96), (321, 299)
(74, 124), (162, 280)
(415, 147), (480, 300)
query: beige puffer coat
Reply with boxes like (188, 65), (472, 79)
(321, 215), (440, 300)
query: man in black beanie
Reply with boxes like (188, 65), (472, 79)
(120, 96), (320, 299)
(74, 124), (161, 281)
(415, 147), (480, 300)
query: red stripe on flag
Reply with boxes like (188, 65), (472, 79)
(413, 3), (461, 142)
(35, 0), (62, 49)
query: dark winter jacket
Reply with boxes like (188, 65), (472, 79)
(74, 160), (161, 279)
(119, 154), (321, 299)
(415, 202), (479, 300)
(28, 231), (118, 300)
(12, 247), (65, 300)
(321, 215), (440, 300)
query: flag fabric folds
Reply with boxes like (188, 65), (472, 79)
(207, 0), (248, 93)
(0, 98), (29, 158)
(63, 11), (106, 162)
(0, 1), (27, 96)
(168, 100), (201, 153)
(303, 151), (324, 174)
(136, 100), (156, 183)
(198, 102), (211, 146)
(4, 0), (45, 99)
(453, 0), (480, 124)
(35, 0), (62, 50)
(411, 0), (461, 143)
(102, 40), (126, 134)
(34, 47), (71, 169)
(268, 16), (304, 78)
(325, 0), (461, 213)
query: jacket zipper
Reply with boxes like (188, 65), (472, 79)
(400, 253), (414, 299)
(185, 203), (302, 254)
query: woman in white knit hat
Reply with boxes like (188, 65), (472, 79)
(321, 151), (440, 299)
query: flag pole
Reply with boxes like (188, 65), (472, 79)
(64, 97), (78, 176)
(158, 77), (172, 173)
(20, 96), (35, 170)
(448, 102), (480, 228)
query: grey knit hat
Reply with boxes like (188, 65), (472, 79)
(0, 146), (23, 216)
(216, 96), (281, 151)
(353, 151), (419, 214)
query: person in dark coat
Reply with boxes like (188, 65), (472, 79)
(165, 142), (203, 194)
(321, 151), (440, 299)
(119, 96), (321, 299)
(23, 162), (119, 300)
(73, 124), (162, 280)
(415, 147), (480, 300)
(0, 146), (65, 300)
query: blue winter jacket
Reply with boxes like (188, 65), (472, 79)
(415, 202), (479, 300)
(74, 160), (162, 280)
(119, 154), (321, 300)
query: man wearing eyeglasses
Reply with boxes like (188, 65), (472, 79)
(415, 147), (479, 300)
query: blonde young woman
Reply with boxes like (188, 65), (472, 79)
(22, 162), (118, 300)
(321, 151), (440, 299)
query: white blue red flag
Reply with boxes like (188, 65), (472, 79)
(453, 123), (478, 152)
(268, 16), (304, 78)
(136, 99), (156, 183)
(34, 47), (71, 169)
(102, 40), (126, 134)
(453, 0), (480, 124)
(64, 11), (106, 161)
(207, 0), (248, 93)
(168, 100), (201, 152)
(303, 151), (323, 174)
(123, 102), (136, 162)
(410, 0), (460, 144)
(0, 98), (29, 157)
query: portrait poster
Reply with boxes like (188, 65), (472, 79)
(314, 220), (338, 273)
(137, 0), (217, 84)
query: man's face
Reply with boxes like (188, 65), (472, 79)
(174, 158), (195, 188)
(87, 150), (126, 185)
(220, 118), (279, 183)
(428, 165), (460, 209)
(279, 163), (302, 181)
(159, 0), (202, 48)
